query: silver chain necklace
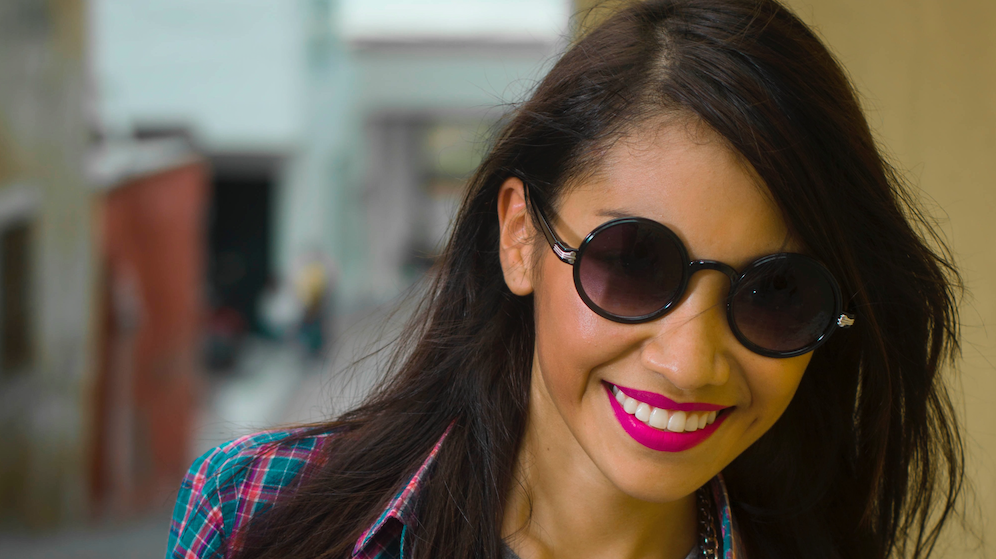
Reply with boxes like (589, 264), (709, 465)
(696, 485), (720, 559)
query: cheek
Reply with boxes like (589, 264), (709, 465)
(532, 252), (634, 351)
(531, 257), (621, 399)
(743, 355), (811, 430)
(534, 261), (598, 339)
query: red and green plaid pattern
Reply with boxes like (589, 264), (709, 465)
(166, 428), (447, 559)
(167, 430), (330, 559)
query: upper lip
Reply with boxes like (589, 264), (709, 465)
(608, 382), (730, 412)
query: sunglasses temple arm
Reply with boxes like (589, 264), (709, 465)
(837, 312), (856, 328)
(527, 192), (578, 265)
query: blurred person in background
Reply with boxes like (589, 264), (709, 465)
(292, 249), (337, 358)
(166, 1), (965, 558)
(293, 262), (328, 357)
(257, 249), (337, 357)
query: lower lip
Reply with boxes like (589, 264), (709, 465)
(604, 383), (728, 452)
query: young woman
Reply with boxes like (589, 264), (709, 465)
(167, 1), (964, 558)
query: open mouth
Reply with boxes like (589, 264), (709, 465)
(603, 382), (731, 452)
(610, 384), (726, 433)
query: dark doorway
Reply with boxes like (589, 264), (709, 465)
(1, 221), (32, 376)
(206, 156), (279, 335)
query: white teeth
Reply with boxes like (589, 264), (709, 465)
(667, 410), (686, 432)
(684, 413), (699, 432)
(623, 396), (639, 414)
(649, 408), (669, 429)
(612, 386), (722, 433)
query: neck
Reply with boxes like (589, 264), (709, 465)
(501, 377), (698, 559)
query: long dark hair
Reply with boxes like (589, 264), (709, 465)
(234, 1), (963, 557)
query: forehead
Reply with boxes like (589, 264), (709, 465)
(558, 121), (796, 265)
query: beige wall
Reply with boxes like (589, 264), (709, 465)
(0, 0), (95, 526)
(574, 0), (996, 553)
(782, 1), (996, 554)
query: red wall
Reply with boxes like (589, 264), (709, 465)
(91, 161), (208, 514)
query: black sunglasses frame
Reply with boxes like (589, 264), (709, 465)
(525, 189), (855, 358)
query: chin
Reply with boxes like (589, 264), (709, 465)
(583, 434), (720, 503)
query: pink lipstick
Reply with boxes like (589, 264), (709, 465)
(604, 382), (729, 452)
(614, 385), (727, 412)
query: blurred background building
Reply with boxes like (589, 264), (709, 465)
(0, 0), (994, 558)
(0, 0), (569, 555)
(0, 0), (96, 529)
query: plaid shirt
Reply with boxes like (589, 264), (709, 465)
(167, 429), (743, 559)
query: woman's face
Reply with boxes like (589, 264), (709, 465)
(499, 121), (813, 503)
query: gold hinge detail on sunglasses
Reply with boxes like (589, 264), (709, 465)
(837, 313), (856, 328)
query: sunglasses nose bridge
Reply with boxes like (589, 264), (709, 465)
(687, 260), (738, 287)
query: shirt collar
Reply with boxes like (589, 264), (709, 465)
(352, 424), (452, 557)
(711, 473), (743, 559)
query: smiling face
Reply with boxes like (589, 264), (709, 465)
(498, 120), (813, 504)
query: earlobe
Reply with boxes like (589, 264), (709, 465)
(497, 177), (536, 296)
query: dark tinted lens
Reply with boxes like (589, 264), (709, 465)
(577, 221), (684, 318)
(730, 256), (836, 353)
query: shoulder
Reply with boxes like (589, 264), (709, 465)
(166, 429), (334, 559)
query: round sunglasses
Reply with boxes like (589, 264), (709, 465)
(526, 193), (855, 358)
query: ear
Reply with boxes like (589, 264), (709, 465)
(497, 177), (537, 296)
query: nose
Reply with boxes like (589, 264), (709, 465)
(639, 271), (733, 391)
